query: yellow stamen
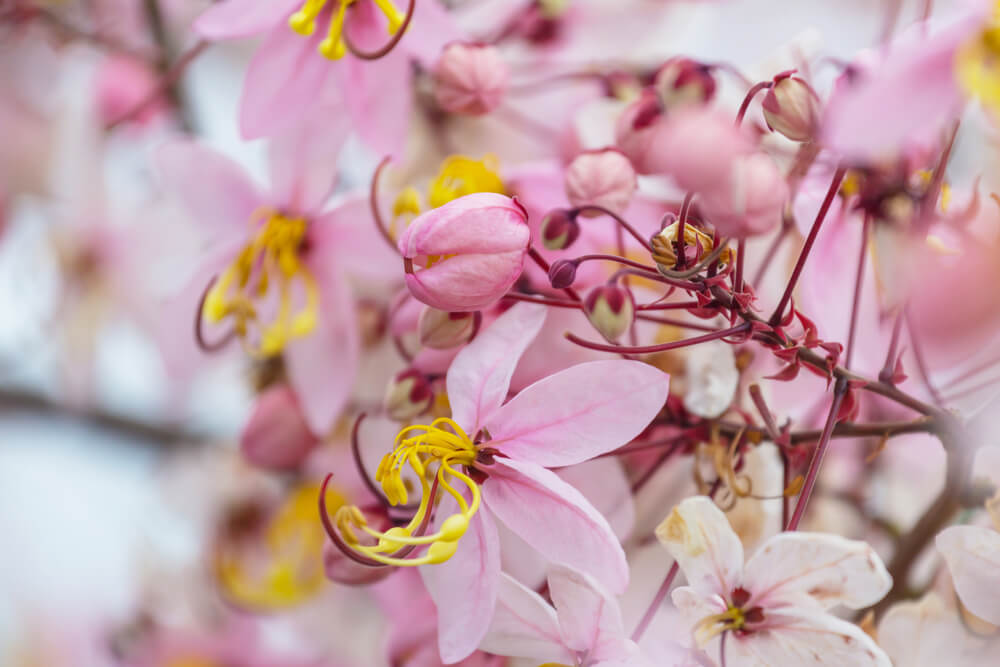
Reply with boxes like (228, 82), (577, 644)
(341, 418), (481, 567)
(693, 606), (746, 646)
(428, 154), (506, 209)
(202, 210), (319, 358)
(651, 221), (733, 270)
(956, 3), (1000, 116)
(288, 0), (406, 59)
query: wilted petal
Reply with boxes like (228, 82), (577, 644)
(479, 573), (571, 664)
(743, 532), (892, 610)
(193, 0), (299, 40)
(421, 497), (501, 664)
(656, 496), (743, 598)
(726, 607), (890, 667)
(487, 360), (669, 467)
(446, 302), (547, 434)
(936, 525), (1000, 624)
(484, 458), (629, 593)
(157, 140), (261, 237)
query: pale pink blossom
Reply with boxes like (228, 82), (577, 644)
(398, 192), (530, 312)
(877, 592), (999, 666)
(658, 496), (892, 666)
(480, 563), (652, 666)
(418, 302), (670, 662)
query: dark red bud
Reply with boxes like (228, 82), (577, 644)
(540, 208), (581, 250)
(548, 259), (579, 289)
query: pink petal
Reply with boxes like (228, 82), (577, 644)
(420, 496), (501, 664)
(656, 496), (743, 599)
(558, 458), (635, 541)
(156, 140), (262, 237)
(343, 52), (412, 156)
(405, 0), (462, 65)
(483, 458), (629, 593)
(725, 607), (890, 667)
(547, 563), (625, 655)
(479, 573), (572, 664)
(487, 360), (669, 467)
(239, 22), (338, 140)
(284, 258), (356, 434)
(936, 525), (1000, 624)
(193, 0), (300, 40)
(743, 532), (892, 611)
(267, 102), (351, 216)
(446, 302), (547, 434)
(309, 194), (400, 282)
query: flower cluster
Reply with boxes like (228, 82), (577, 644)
(4, 0), (1000, 666)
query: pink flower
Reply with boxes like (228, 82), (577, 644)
(658, 496), (892, 666)
(564, 148), (638, 216)
(240, 384), (319, 469)
(335, 303), (669, 662)
(193, 0), (459, 143)
(480, 563), (652, 666)
(158, 107), (396, 434)
(434, 42), (509, 115)
(698, 152), (789, 238)
(398, 192), (530, 312)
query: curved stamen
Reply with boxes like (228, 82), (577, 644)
(343, 0), (416, 60)
(370, 155), (400, 252)
(194, 275), (237, 352)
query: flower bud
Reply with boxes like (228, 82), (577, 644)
(699, 152), (789, 238)
(762, 73), (819, 142)
(584, 284), (635, 341)
(433, 42), (509, 116)
(383, 369), (433, 421)
(398, 192), (530, 311)
(653, 57), (716, 109)
(540, 208), (581, 250)
(564, 149), (637, 216)
(548, 258), (579, 289)
(418, 307), (476, 349)
(651, 221), (731, 273)
(614, 89), (665, 174)
(96, 55), (167, 127)
(239, 385), (319, 470)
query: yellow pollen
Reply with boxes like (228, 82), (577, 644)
(288, 0), (405, 61)
(428, 154), (506, 209)
(694, 605), (747, 646)
(651, 221), (732, 270)
(340, 418), (481, 567)
(956, 2), (1000, 116)
(202, 210), (319, 358)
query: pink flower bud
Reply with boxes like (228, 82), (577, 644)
(699, 152), (789, 238)
(614, 89), (665, 174)
(762, 73), (820, 142)
(399, 193), (530, 312)
(418, 307), (476, 349)
(383, 368), (433, 421)
(584, 284), (635, 341)
(239, 385), (319, 470)
(548, 258), (579, 289)
(434, 42), (509, 115)
(565, 149), (637, 216)
(540, 208), (581, 250)
(653, 57), (716, 109)
(95, 55), (166, 127)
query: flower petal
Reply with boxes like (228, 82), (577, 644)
(309, 194), (400, 281)
(446, 302), (547, 434)
(483, 458), (628, 593)
(193, 0), (300, 40)
(742, 532), (892, 610)
(479, 573), (572, 664)
(420, 498), (501, 664)
(239, 22), (338, 140)
(877, 592), (996, 667)
(656, 496), (743, 599)
(487, 359), (669, 467)
(547, 563), (625, 656)
(936, 525), (1000, 624)
(284, 258), (356, 435)
(267, 102), (351, 216)
(725, 607), (890, 667)
(156, 140), (261, 237)
(343, 52), (412, 156)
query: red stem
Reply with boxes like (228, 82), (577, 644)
(574, 204), (654, 252)
(565, 322), (749, 354)
(735, 80), (772, 126)
(844, 214), (870, 370)
(786, 380), (847, 530)
(630, 561), (679, 642)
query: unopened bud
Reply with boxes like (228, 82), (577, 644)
(654, 57), (716, 109)
(584, 284), (635, 341)
(565, 149), (637, 217)
(651, 221), (730, 273)
(762, 72), (819, 142)
(540, 209), (581, 250)
(548, 259), (579, 289)
(239, 385), (318, 470)
(418, 307), (476, 349)
(383, 369), (433, 421)
(434, 42), (509, 115)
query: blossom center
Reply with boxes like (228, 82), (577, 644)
(337, 418), (482, 566)
(694, 587), (765, 645)
(288, 0), (404, 60)
(202, 210), (319, 358)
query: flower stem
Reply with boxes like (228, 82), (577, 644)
(630, 561), (679, 642)
(565, 322), (750, 354)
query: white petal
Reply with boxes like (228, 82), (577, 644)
(936, 525), (1000, 625)
(656, 497), (744, 598)
(878, 592), (997, 667)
